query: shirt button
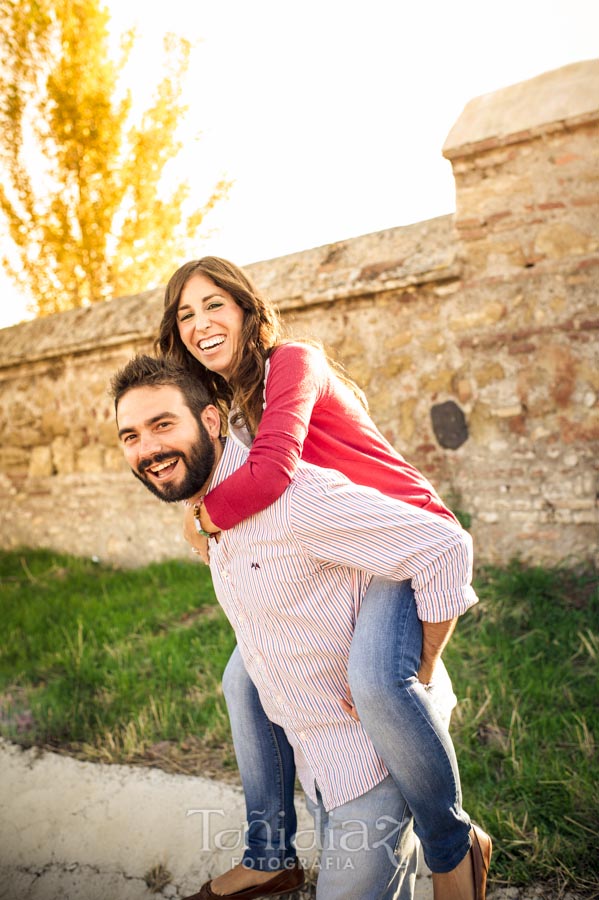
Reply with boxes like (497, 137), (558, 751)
(298, 732), (306, 741)
(255, 654), (262, 665)
(220, 569), (228, 579)
(275, 694), (283, 703)
(238, 614), (246, 623)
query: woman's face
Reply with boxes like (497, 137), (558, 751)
(176, 273), (245, 381)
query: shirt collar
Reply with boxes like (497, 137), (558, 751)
(208, 436), (249, 492)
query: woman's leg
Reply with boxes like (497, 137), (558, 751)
(347, 578), (472, 874)
(221, 646), (298, 871)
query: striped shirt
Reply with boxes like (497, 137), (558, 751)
(208, 435), (478, 811)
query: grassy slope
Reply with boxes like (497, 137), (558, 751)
(0, 549), (597, 893)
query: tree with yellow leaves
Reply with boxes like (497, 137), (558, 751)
(0, 0), (229, 316)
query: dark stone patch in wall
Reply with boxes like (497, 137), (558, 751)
(430, 401), (469, 450)
(359, 258), (405, 280)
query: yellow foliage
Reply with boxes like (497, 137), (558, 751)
(0, 0), (230, 316)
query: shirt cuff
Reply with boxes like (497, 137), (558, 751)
(415, 585), (479, 622)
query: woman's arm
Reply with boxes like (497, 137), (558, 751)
(202, 343), (326, 530)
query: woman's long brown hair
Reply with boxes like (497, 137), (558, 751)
(156, 256), (367, 435)
(156, 257), (282, 434)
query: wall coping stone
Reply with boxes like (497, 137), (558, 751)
(443, 58), (599, 159)
(0, 215), (457, 370)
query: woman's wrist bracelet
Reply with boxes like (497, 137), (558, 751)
(192, 502), (213, 538)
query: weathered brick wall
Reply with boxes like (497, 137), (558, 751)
(1, 60), (597, 568)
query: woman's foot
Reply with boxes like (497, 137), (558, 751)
(432, 825), (492, 900)
(182, 860), (305, 899)
(210, 863), (284, 895)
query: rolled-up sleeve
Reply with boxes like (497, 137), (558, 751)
(289, 468), (479, 622)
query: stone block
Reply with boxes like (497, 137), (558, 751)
(28, 447), (53, 478)
(0, 447), (30, 474)
(384, 355), (414, 378)
(468, 403), (501, 443)
(11, 426), (43, 448)
(492, 404), (524, 418)
(535, 222), (596, 258)
(582, 390), (597, 407)
(420, 335), (446, 354)
(448, 302), (507, 332)
(398, 398), (418, 443)
(473, 363), (505, 388)
(347, 361), (375, 387)
(455, 176), (534, 219)
(453, 377), (473, 403)
(335, 336), (364, 360)
(478, 511), (500, 524)
(51, 437), (75, 475)
(383, 331), (413, 350)
(104, 448), (129, 473)
(76, 445), (105, 474)
(96, 420), (120, 447)
(443, 60), (599, 159)
(421, 370), (454, 395)
(40, 410), (69, 440)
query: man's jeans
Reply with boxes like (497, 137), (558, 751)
(222, 578), (472, 876)
(306, 776), (418, 899)
(222, 646), (297, 870)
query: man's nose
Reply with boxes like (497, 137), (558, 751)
(138, 431), (163, 459)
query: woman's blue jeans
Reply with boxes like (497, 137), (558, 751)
(221, 577), (472, 874)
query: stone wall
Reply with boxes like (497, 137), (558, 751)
(1, 60), (597, 568)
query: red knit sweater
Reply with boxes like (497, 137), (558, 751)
(203, 342), (456, 530)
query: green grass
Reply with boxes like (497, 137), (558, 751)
(0, 548), (237, 767)
(445, 562), (599, 895)
(0, 549), (597, 894)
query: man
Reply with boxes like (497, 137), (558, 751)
(112, 355), (480, 900)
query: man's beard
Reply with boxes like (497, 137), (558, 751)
(132, 425), (216, 503)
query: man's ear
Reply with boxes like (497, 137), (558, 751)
(200, 404), (222, 439)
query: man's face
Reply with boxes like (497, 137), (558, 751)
(117, 384), (216, 502)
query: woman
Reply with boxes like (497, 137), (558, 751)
(157, 257), (491, 900)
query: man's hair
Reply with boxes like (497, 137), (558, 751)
(111, 354), (216, 418)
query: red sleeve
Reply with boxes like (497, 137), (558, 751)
(203, 343), (326, 529)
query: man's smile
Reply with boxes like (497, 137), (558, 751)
(140, 454), (183, 481)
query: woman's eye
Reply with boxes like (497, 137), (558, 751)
(207, 302), (223, 311)
(178, 312), (193, 322)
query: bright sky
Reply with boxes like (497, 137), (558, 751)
(1, 0), (597, 329)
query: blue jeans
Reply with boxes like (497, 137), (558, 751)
(222, 578), (471, 874)
(222, 648), (297, 870)
(306, 776), (418, 899)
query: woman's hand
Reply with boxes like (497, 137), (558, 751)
(339, 683), (360, 721)
(197, 500), (219, 535)
(183, 502), (210, 564)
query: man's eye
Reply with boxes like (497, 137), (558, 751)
(122, 434), (136, 444)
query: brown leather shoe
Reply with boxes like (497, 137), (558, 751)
(470, 824), (492, 900)
(182, 860), (305, 900)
